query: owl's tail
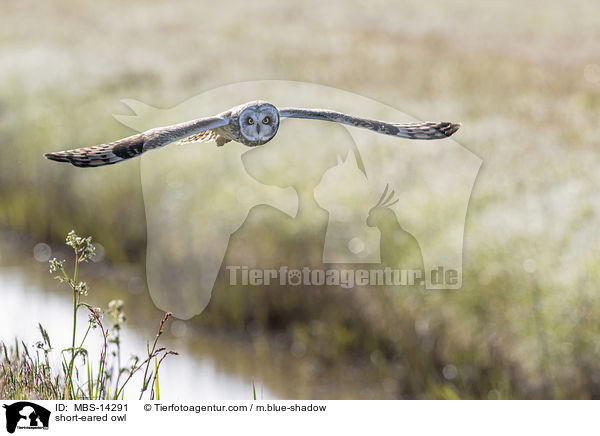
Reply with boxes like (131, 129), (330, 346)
(393, 121), (461, 140)
(44, 133), (145, 167)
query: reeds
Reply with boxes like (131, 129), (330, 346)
(0, 231), (177, 400)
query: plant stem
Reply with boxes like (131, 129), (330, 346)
(65, 251), (79, 399)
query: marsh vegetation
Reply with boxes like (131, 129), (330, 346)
(1, 0), (600, 398)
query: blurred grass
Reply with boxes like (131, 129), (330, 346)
(1, 327), (61, 400)
(1, 0), (600, 398)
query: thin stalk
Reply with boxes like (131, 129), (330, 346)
(138, 313), (171, 399)
(87, 360), (93, 399)
(154, 356), (159, 400)
(115, 353), (158, 399)
(63, 251), (80, 399)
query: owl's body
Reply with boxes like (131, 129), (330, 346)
(203, 100), (280, 147)
(44, 100), (459, 168)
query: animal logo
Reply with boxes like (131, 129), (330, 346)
(40, 81), (479, 317)
(2, 402), (50, 433)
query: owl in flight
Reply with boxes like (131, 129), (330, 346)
(44, 100), (461, 167)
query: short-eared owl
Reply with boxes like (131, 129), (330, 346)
(44, 100), (461, 167)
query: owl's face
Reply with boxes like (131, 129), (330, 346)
(237, 102), (280, 146)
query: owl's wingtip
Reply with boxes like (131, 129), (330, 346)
(44, 151), (67, 162)
(445, 122), (461, 137)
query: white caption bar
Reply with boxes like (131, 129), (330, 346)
(0, 400), (594, 435)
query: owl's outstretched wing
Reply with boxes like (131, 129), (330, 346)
(44, 113), (231, 167)
(278, 107), (460, 140)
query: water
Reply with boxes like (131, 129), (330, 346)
(0, 266), (274, 400)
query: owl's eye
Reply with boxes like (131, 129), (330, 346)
(262, 117), (270, 124)
(247, 118), (254, 125)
